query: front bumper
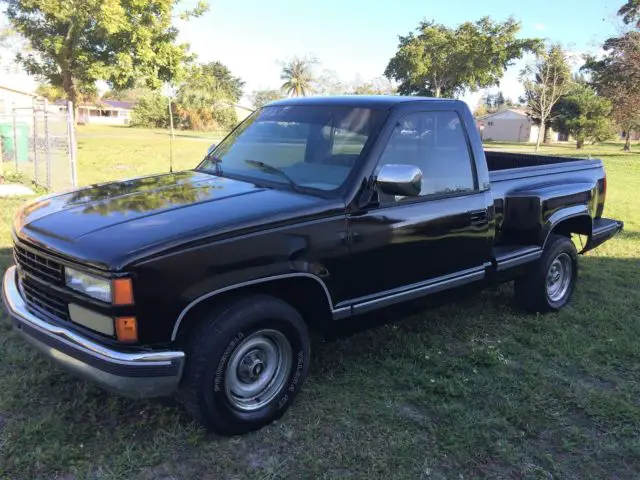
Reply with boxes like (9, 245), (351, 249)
(2, 266), (185, 398)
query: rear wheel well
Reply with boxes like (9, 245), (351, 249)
(174, 277), (333, 341)
(547, 215), (591, 245)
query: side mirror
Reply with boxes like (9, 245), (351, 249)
(375, 164), (422, 197)
(206, 143), (217, 156)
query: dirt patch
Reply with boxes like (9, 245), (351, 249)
(246, 448), (278, 469)
(397, 403), (428, 425)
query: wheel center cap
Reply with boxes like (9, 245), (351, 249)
(238, 354), (266, 383)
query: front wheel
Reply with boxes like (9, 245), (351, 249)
(514, 234), (578, 313)
(178, 294), (310, 435)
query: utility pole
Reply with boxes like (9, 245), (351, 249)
(168, 96), (174, 173)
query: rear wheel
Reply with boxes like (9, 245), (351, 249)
(178, 294), (310, 435)
(514, 234), (578, 312)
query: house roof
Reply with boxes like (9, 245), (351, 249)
(0, 85), (38, 97)
(53, 99), (136, 110)
(480, 108), (529, 120)
(102, 100), (135, 110)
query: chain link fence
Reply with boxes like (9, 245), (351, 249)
(0, 98), (77, 192)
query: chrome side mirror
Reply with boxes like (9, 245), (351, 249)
(375, 164), (422, 197)
(206, 143), (217, 156)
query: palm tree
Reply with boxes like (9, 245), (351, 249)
(280, 57), (316, 97)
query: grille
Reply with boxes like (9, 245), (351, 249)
(13, 243), (64, 285)
(20, 276), (70, 322)
(13, 241), (69, 322)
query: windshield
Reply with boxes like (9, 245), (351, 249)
(197, 105), (385, 193)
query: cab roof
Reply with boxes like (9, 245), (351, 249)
(267, 95), (463, 110)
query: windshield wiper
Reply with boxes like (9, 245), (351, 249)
(244, 159), (303, 193)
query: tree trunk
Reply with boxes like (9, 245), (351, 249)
(576, 138), (584, 149)
(62, 70), (79, 124)
(434, 86), (441, 98)
(624, 133), (631, 151)
(535, 120), (544, 152)
(543, 124), (551, 143)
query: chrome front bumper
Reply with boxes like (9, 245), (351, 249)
(2, 266), (185, 398)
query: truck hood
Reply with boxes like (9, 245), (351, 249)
(15, 171), (330, 269)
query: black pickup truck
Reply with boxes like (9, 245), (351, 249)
(2, 96), (623, 434)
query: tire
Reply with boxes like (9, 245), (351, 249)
(514, 234), (578, 313)
(178, 294), (310, 435)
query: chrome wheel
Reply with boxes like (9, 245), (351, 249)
(224, 329), (292, 412)
(546, 253), (572, 302)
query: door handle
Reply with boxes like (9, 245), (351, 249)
(469, 209), (488, 226)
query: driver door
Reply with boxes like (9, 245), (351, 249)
(344, 109), (492, 305)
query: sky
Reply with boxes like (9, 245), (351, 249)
(0, 1), (625, 107)
(177, 0), (624, 108)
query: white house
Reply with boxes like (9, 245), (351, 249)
(478, 109), (560, 143)
(76, 100), (135, 125)
(0, 85), (39, 115)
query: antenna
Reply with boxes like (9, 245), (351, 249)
(168, 96), (175, 173)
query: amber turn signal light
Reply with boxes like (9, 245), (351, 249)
(115, 316), (138, 342)
(113, 278), (134, 305)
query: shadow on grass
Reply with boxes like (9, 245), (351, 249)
(620, 230), (640, 241)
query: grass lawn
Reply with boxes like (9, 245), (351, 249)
(1, 130), (639, 479)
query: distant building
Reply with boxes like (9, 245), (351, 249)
(477, 109), (561, 143)
(619, 130), (640, 141)
(75, 100), (135, 125)
(0, 85), (38, 115)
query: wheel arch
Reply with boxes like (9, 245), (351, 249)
(542, 207), (592, 251)
(172, 273), (338, 341)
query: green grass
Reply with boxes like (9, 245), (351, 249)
(75, 124), (225, 186)
(1, 131), (639, 479)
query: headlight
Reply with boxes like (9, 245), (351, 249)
(64, 267), (112, 303)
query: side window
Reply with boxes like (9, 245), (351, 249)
(378, 111), (475, 200)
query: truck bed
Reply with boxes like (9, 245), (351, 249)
(485, 150), (584, 171)
(484, 150), (608, 248)
(485, 150), (605, 188)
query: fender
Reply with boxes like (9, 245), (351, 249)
(170, 271), (345, 341)
(541, 204), (592, 249)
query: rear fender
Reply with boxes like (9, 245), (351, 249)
(542, 205), (592, 251)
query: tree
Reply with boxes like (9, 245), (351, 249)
(351, 77), (396, 95)
(521, 45), (573, 151)
(384, 17), (541, 98)
(619, 0), (640, 27)
(130, 91), (171, 128)
(250, 89), (285, 109)
(174, 61), (243, 130)
(482, 90), (517, 112)
(313, 69), (347, 95)
(552, 83), (615, 148)
(102, 86), (154, 102)
(202, 61), (245, 102)
(583, 32), (640, 151)
(473, 103), (489, 118)
(280, 57), (316, 97)
(36, 84), (65, 102)
(2, 0), (208, 114)
(36, 83), (98, 103)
